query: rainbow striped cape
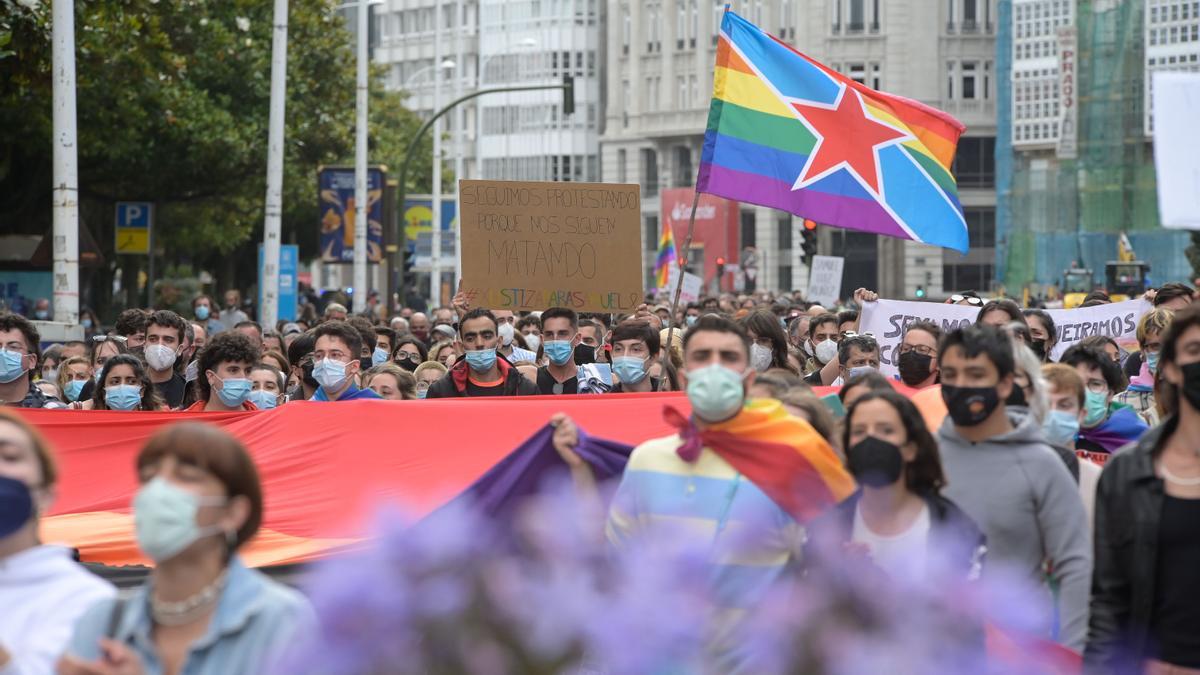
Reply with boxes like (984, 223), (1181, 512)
(698, 10), (969, 253)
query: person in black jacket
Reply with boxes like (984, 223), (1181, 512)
(425, 308), (537, 398)
(1085, 304), (1200, 674)
(805, 389), (986, 580)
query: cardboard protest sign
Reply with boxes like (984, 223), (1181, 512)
(807, 256), (845, 307)
(859, 298), (1152, 378)
(459, 180), (643, 313)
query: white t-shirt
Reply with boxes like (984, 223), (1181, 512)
(0, 545), (115, 675)
(851, 501), (932, 574)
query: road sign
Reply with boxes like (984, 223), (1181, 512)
(260, 244), (299, 321)
(115, 202), (153, 255)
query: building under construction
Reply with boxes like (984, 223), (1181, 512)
(996, 0), (1198, 298)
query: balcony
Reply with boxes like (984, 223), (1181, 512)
(637, 109), (708, 139)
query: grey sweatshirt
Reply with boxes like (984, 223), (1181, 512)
(938, 408), (1093, 652)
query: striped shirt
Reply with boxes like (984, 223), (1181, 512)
(606, 433), (802, 666)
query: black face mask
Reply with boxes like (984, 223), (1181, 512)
(1005, 383), (1027, 408)
(897, 350), (933, 387)
(942, 384), (1001, 427)
(574, 344), (596, 365)
(359, 356), (373, 371)
(1180, 362), (1200, 412)
(846, 436), (905, 488)
(301, 360), (318, 390)
(1029, 339), (1048, 361)
(396, 357), (419, 372)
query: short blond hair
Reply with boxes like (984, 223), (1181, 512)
(1137, 307), (1175, 347)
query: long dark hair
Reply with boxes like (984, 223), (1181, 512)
(843, 389), (946, 496)
(1159, 304), (1200, 415)
(739, 310), (798, 374)
(93, 354), (162, 411)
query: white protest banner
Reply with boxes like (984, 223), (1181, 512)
(859, 300), (976, 378)
(807, 256), (845, 307)
(1152, 72), (1200, 229)
(1044, 298), (1151, 360)
(662, 267), (703, 304)
(859, 298), (1153, 378)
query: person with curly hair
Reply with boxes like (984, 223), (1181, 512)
(183, 333), (260, 412)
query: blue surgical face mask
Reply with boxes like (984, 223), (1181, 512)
(465, 348), (497, 373)
(64, 379), (85, 402)
(0, 349), (28, 384)
(613, 356), (649, 385)
(686, 363), (747, 423)
(686, 315), (698, 327)
(313, 358), (349, 392)
(372, 346), (389, 367)
(248, 389), (278, 410)
(81, 318), (93, 329)
(847, 365), (876, 380)
(1083, 389), (1109, 427)
(544, 340), (574, 366)
(215, 377), (252, 407)
(105, 384), (142, 411)
(134, 477), (227, 562)
(1042, 410), (1081, 448)
(417, 388), (428, 400)
(195, 305), (210, 321)
(1146, 350), (1160, 375)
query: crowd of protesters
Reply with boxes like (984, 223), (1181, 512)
(2, 279), (1200, 674)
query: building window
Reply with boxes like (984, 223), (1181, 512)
(690, 0), (699, 47)
(946, 61), (955, 99)
(832, 0), (841, 33)
(641, 148), (659, 196)
(677, 1), (687, 48)
(943, 263), (994, 293)
(714, 1), (725, 44)
(963, 207), (995, 247)
(645, 215), (659, 254)
(776, 214), (793, 249)
(848, 62), (866, 84)
(678, 75), (689, 108)
(740, 210), (757, 250)
(962, 0), (977, 31)
(622, 8), (631, 54)
(848, 0), (864, 32)
(871, 63), (882, 90)
(961, 61), (978, 100)
(617, 149), (627, 183)
(952, 137), (995, 188)
(675, 146), (694, 186)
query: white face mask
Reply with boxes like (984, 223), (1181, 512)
(524, 334), (542, 352)
(144, 344), (178, 371)
(498, 322), (515, 346)
(750, 343), (773, 372)
(814, 339), (839, 365)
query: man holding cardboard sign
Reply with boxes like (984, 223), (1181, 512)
(424, 308), (537, 399)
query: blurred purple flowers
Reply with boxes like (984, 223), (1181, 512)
(280, 480), (1076, 675)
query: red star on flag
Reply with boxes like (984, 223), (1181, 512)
(791, 86), (911, 197)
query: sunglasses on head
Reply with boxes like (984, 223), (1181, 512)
(949, 294), (984, 306)
(91, 335), (128, 343)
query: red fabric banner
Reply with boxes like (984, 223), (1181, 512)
(19, 394), (692, 567)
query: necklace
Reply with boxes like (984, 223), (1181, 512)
(1160, 464), (1200, 487)
(150, 569), (229, 627)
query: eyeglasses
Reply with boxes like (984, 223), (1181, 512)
(91, 335), (128, 344)
(898, 344), (937, 357)
(949, 294), (985, 306)
(1085, 379), (1109, 395)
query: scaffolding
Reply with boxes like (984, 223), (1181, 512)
(999, 0), (1192, 295)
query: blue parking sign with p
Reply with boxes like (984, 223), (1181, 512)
(115, 202), (153, 254)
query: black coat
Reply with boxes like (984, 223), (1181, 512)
(1083, 418), (1174, 674)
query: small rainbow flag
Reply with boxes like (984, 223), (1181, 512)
(698, 11), (969, 253)
(655, 221), (678, 289)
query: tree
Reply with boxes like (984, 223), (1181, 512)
(0, 0), (434, 317)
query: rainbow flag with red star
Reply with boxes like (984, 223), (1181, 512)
(698, 11), (969, 253)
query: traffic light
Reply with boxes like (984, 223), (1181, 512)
(801, 220), (818, 260)
(562, 74), (575, 117)
(401, 248), (415, 288)
(915, 285), (926, 298)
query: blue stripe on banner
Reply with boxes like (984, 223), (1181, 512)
(626, 470), (785, 523)
(723, 11), (841, 105)
(878, 144), (969, 253)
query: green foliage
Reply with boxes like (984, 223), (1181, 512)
(0, 0), (437, 292)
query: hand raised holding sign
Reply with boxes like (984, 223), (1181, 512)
(451, 280), (471, 319)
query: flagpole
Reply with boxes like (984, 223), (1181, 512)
(662, 191), (701, 368)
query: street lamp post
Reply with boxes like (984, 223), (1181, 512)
(352, 0), (369, 314)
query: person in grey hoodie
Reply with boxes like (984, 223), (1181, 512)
(936, 324), (1093, 652)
